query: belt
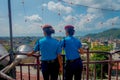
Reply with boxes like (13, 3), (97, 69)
(42, 58), (57, 63)
(67, 58), (80, 63)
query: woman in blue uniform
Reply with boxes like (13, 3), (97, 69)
(27, 24), (62, 80)
(61, 25), (84, 80)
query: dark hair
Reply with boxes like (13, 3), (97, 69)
(64, 25), (75, 36)
(43, 27), (55, 36)
(66, 28), (75, 35)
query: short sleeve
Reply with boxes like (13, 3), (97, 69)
(78, 40), (82, 48)
(33, 40), (40, 52)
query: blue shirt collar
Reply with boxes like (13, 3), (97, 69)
(45, 36), (51, 38)
(66, 35), (73, 38)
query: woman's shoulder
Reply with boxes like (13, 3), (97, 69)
(54, 38), (60, 42)
(38, 37), (46, 42)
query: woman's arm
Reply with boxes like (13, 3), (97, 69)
(78, 48), (84, 54)
(57, 54), (63, 73)
(27, 50), (35, 56)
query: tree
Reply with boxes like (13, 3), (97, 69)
(90, 45), (113, 78)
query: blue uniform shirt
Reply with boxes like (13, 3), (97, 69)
(61, 36), (82, 60)
(33, 36), (62, 61)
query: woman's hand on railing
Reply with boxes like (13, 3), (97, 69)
(27, 53), (32, 57)
(27, 51), (35, 57)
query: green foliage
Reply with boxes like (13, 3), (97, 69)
(91, 53), (108, 61)
(3, 45), (10, 51)
(90, 45), (112, 78)
(82, 40), (91, 48)
(90, 45), (113, 51)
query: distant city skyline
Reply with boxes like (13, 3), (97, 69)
(0, 0), (120, 37)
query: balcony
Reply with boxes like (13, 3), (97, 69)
(1, 49), (120, 80)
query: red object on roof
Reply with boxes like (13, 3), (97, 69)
(112, 63), (120, 70)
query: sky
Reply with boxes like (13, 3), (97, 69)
(0, 0), (120, 37)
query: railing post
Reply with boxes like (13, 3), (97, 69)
(94, 64), (96, 80)
(101, 64), (103, 80)
(28, 66), (30, 80)
(86, 48), (89, 80)
(116, 62), (118, 80)
(36, 55), (40, 80)
(108, 53), (112, 80)
(20, 65), (22, 80)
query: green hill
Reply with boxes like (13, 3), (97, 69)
(85, 28), (120, 39)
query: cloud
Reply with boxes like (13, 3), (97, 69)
(76, 14), (98, 31)
(1, 0), (120, 37)
(63, 0), (94, 5)
(63, 15), (77, 23)
(96, 16), (120, 29)
(12, 23), (43, 36)
(0, 26), (9, 36)
(106, 17), (120, 25)
(84, 16), (120, 33)
(57, 13), (120, 36)
(0, 24), (35, 37)
(63, 0), (120, 14)
(0, 17), (7, 23)
(42, 3), (47, 7)
(25, 14), (42, 23)
(0, 17), (9, 36)
(43, 1), (72, 14)
(0, 18), (3, 22)
(62, 14), (98, 31)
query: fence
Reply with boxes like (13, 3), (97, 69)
(1, 49), (120, 80)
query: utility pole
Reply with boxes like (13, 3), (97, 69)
(8, 0), (16, 78)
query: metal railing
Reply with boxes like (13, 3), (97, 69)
(1, 49), (120, 80)
(82, 49), (120, 80)
(16, 53), (40, 80)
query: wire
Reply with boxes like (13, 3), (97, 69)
(60, 0), (120, 12)
(21, 0), (27, 22)
(57, 0), (62, 24)
(41, 0), (44, 25)
(99, 22), (120, 26)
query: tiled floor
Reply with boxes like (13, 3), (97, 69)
(16, 72), (43, 80)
